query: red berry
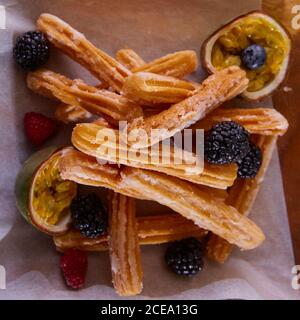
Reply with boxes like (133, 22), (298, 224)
(24, 112), (56, 145)
(60, 249), (87, 289)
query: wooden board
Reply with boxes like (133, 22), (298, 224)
(263, 0), (300, 265)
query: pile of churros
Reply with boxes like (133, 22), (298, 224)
(20, 13), (289, 296)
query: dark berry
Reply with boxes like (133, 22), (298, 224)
(71, 193), (107, 238)
(13, 31), (50, 70)
(165, 238), (204, 276)
(241, 44), (266, 70)
(237, 142), (262, 178)
(60, 249), (87, 289)
(204, 121), (250, 164)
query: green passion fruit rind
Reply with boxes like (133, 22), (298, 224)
(15, 146), (77, 235)
(201, 11), (291, 100)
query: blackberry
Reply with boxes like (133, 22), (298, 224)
(165, 238), (204, 276)
(13, 31), (50, 70)
(204, 121), (250, 164)
(237, 142), (262, 178)
(241, 44), (266, 70)
(71, 193), (107, 238)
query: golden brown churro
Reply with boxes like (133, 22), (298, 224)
(116, 49), (146, 70)
(125, 66), (249, 149)
(108, 191), (143, 296)
(71, 122), (237, 188)
(132, 50), (198, 78)
(54, 213), (208, 251)
(54, 103), (92, 124)
(27, 69), (143, 125)
(207, 135), (277, 263)
(58, 149), (148, 200)
(122, 72), (199, 106)
(37, 13), (131, 92)
(192, 107), (288, 136)
(59, 149), (265, 250)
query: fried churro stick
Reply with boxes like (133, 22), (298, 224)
(37, 13), (131, 92)
(207, 135), (277, 263)
(132, 50), (198, 78)
(108, 192), (143, 296)
(59, 149), (265, 250)
(58, 149), (147, 200)
(125, 66), (249, 149)
(54, 213), (208, 252)
(192, 107), (288, 136)
(122, 72), (199, 106)
(27, 69), (143, 125)
(71, 122), (237, 188)
(116, 49), (146, 70)
(54, 103), (92, 124)
(59, 148), (228, 201)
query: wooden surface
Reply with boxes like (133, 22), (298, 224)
(263, 0), (300, 265)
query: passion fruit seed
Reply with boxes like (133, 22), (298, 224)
(210, 16), (288, 92)
(15, 147), (77, 235)
(31, 153), (76, 226)
(241, 44), (266, 70)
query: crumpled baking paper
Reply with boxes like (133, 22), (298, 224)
(0, 0), (298, 299)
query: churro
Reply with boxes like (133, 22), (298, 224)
(125, 66), (249, 148)
(207, 135), (277, 263)
(54, 213), (208, 251)
(116, 49), (146, 70)
(132, 50), (198, 78)
(108, 191), (143, 296)
(192, 107), (288, 136)
(122, 72), (199, 106)
(37, 13), (131, 92)
(54, 103), (92, 124)
(59, 149), (265, 250)
(27, 69), (143, 125)
(71, 122), (237, 188)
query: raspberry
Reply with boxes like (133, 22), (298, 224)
(60, 249), (87, 289)
(204, 121), (250, 164)
(71, 193), (107, 238)
(165, 238), (204, 276)
(24, 112), (56, 145)
(13, 31), (50, 71)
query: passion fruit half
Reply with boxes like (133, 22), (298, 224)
(15, 147), (77, 235)
(201, 11), (291, 100)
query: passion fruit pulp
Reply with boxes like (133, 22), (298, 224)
(202, 11), (291, 100)
(15, 147), (77, 235)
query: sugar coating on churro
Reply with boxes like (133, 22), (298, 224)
(125, 66), (249, 149)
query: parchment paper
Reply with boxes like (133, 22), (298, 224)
(0, 0), (298, 299)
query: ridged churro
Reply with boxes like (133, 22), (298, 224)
(207, 135), (277, 263)
(192, 107), (288, 136)
(71, 122), (237, 188)
(108, 191), (143, 296)
(132, 50), (198, 78)
(54, 103), (92, 124)
(122, 72), (199, 106)
(27, 69), (143, 125)
(54, 213), (208, 251)
(116, 49), (146, 70)
(59, 149), (265, 250)
(125, 66), (249, 148)
(37, 13), (131, 92)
